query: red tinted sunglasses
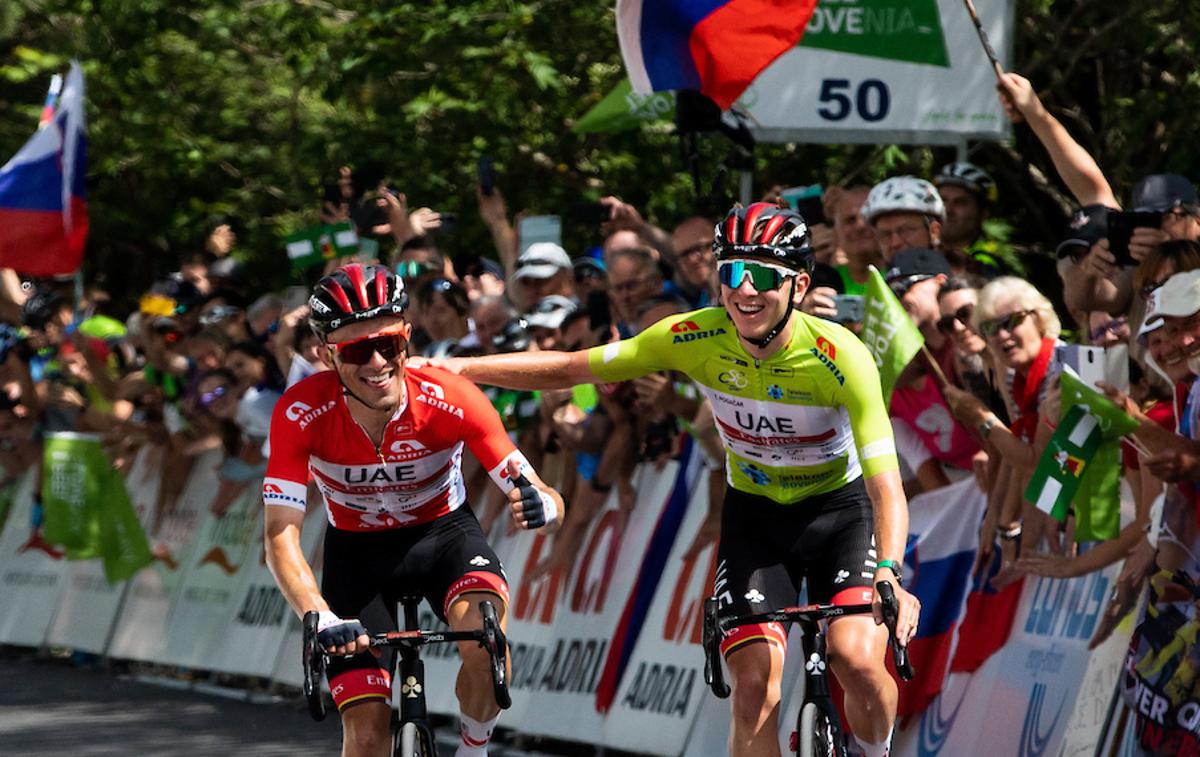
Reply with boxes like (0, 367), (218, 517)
(330, 325), (411, 365)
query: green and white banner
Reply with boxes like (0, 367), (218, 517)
(1025, 406), (1103, 522)
(285, 221), (359, 272)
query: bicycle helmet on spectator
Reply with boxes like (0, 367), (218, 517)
(862, 176), (945, 224)
(713, 202), (814, 272)
(934, 162), (998, 204)
(309, 263), (408, 340)
(714, 202), (813, 349)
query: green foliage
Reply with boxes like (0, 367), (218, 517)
(0, 1), (1197, 303)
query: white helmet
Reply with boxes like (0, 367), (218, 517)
(935, 162), (998, 203)
(862, 176), (945, 224)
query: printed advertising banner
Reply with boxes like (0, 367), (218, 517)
(0, 438), (1146, 756)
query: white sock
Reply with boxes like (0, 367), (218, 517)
(857, 724), (893, 757)
(456, 712), (499, 757)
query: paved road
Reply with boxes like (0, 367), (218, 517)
(0, 652), (618, 756)
(0, 653), (343, 756)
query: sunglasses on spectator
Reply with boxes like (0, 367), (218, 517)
(1089, 316), (1127, 342)
(717, 260), (794, 292)
(329, 325), (411, 365)
(979, 310), (1033, 338)
(888, 274), (934, 297)
(936, 304), (975, 334)
(395, 261), (431, 279)
(199, 385), (230, 407)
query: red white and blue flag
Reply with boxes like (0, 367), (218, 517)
(616, 0), (819, 110)
(0, 61), (88, 276)
(894, 478), (986, 719)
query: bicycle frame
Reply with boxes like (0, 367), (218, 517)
(702, 583), (913, 756)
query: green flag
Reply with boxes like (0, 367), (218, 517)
(1058, 368), (1139, 438)
(97, 463), (153, 583)
(573, 79), (676, 134)
(285, 221), (358, 272)
(1058, 367), (1139, 540)
(41, 431), (152, 582)
(860, 265), (924, 401)
(1024, 406), (1104, 522)
(41, 432), (106, 555)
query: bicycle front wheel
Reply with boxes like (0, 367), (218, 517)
(797, 701), (842, 757)
(397, 721), (433, 757)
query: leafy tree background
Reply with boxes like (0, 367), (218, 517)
(1, 1), (1198, 305)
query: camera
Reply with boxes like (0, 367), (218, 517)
(492, 318), (531, 354)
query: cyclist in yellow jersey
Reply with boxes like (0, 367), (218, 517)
(421, 202), (921, 757)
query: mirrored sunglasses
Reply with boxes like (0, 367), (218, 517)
(199, 385), (229, 407)
(717, 260), (793, 292)
(330, 326), (410, 365)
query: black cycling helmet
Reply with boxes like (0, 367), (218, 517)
(714, 202), (814, 272)
(22, 288), (67, 330)
(309, 263), (408, 340)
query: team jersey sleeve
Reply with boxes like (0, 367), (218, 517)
(262, 390), (312, 512)
(837, 336), (899, 478)
(447, 371), (532, 494)
(585, 312), (686, 382)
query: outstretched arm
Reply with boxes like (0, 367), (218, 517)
(443, 349), (597, 391)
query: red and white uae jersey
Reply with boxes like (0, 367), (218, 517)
(263, 366), (530, 532)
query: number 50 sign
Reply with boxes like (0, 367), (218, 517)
(736, 0), (1014, 146)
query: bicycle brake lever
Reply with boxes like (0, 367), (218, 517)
(875, 581), (914, 681)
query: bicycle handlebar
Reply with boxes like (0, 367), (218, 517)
(876, 581), (914, 682)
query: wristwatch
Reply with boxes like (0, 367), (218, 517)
(876, 559), (903, 585)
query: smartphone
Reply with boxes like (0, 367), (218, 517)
(478, 155), (495, 196)
(569, 202), (611, 225)
(1054, 345), (1105, 391)
(832, 294), (864, 324)
(780, 184), (827, 226)
(1105, 209), (1160, 267)
(518, 215), (562, 255)
(437, 212), (458, 235)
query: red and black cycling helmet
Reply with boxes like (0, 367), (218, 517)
(309, 263), (408, 340)
(714, 202), (814, 272)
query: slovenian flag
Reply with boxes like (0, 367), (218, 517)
(616, 0), (819, 110)
(0, 61), (88, 276)
(893, 477), (985, 719)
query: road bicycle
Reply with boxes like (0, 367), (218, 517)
(703, 582), (914, 757)
(303, 596), (510, 757)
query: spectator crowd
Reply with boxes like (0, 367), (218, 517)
(1, 71), (1199, 749)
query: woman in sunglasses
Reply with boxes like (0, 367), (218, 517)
(420, 203), (920, 757)
(262, 263), (563, 757)
(942, 277), (1065, 567)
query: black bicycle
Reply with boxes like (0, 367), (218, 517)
(302, 596), (511, 757)
(702, 582), (914, 757)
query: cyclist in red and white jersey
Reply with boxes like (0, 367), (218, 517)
(264, 263), (563, 757)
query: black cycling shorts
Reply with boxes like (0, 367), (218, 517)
(321, 506), (508, 709)
(714, 478), (877, 657)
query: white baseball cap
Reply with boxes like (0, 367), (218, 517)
(515, 243), (571, 280)
(1143, 269), (1200, 323)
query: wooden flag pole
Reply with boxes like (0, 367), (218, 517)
(961, 0), (1005, 82)
(921, 345), (951, 389)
